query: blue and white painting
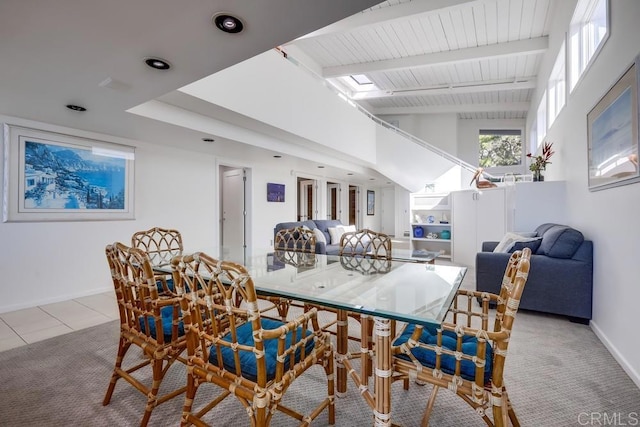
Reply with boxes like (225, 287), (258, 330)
(591, 87), (633, 179)
(23, 140), (127, 210)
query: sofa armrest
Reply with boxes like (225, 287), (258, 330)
(482, 241), (499, 252)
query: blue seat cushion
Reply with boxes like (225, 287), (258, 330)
(139, 305), (184, 341)
(156, 278), (175, 293)
(208, 318), (315, 382)
(393, 323), (493, 383)
(537, 225), (584, 258)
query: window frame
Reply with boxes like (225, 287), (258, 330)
(536, 91), (547, 149)
(477, 129), (525, 172)
(548, 41), (567, 128)
(569, 0), (610, 93)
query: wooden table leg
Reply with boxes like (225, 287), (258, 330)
(336, 309), (348, 396)
(373, 317), (392, 427)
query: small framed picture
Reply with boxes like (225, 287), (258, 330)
(366, 190), (375, 216)
(266, 182), (285, 202)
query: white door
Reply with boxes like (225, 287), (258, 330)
(476, 188), (506, 247)
(452, 190), (477, 266)
(222, 168), (245, 263)
(380, 188), (395, 236)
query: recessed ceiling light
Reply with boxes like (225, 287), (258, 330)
(213, 14), (244, 33)
(66, 104), (86, 112)
(202, 138), (215, 143)
(144, 57), (171, 70)
(273, 155), (282, 158)
(369, 178), (375, 180)
(347, 173), (354, 176)
(317, 165), (325, 169)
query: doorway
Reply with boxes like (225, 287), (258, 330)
(348, 185), (359, 227)
(327, 182), (340, 220)
(220, 166), (249, 264)
(297, 177), (316, 221)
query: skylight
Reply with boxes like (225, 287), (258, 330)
(350, 74), (373, 85)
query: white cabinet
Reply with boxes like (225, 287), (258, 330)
(409, 193), (452, 259)
(451, 188), (506, 267)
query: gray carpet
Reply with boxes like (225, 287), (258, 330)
(0, 308), (639, 426)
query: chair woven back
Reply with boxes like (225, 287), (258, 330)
(171, 252), (335, 426)
(391, 247), (532, 427)
(131, 227), (183, 266)
(103, 242), (185, 426)
(274, 226), (316, 253)
(339, 228), (391, 259)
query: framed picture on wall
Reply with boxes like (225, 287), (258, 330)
(267, 182), (285, 202)
(2, 124), (135, 222)
(366, 190), (375, 215)
(587, 55), (640, 191)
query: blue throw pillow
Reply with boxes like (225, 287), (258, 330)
(208, 318), (316, 382)
(393, 323), (493, 383)
(510, 238), (542, 253)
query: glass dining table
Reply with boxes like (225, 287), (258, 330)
(158, 250), (466, 426)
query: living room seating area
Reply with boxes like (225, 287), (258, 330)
(476, 223), (593, 323)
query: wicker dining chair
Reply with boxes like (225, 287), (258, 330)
(391, 248), (532, 427)
(171, 252), (335, 427)
(103, 242), (187, 427)
(268, 226), (317, 320)
(131, 227), (183, 295)
(338, 228), (392, 259)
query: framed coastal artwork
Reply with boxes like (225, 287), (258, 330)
(2, 124), (135, 222)
(366, 190), (375, 215)
(587, 55), (640, 191)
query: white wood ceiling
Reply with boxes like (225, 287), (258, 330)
(285, 0), (553, 119)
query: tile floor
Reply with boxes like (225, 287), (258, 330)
(0, 291), (119, 352)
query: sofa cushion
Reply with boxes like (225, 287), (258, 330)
(328, 226), (342, 245)
(537, 225), (584, 258)
(312, 219), (343, 243)
(493, 232), (540, 253)
(510, 238), (542, 253)
(312, 228), (326, 244)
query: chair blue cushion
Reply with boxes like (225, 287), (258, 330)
(393, 323), (493, 383)
(208, 318), (315, 382)
(156, 278), (175, 293)
(139, 305), (184, 341)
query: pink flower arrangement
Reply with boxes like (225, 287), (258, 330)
(527, 142), (554, 172)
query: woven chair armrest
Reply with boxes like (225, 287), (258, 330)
(260, 307), (319, 340)
(152, 297), (182, 308)
(455, 289), (499, 302)
(440, 321), (510, 342)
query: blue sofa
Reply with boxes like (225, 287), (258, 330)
(476, 223), (593, 323)
(274, 219), (344, 255)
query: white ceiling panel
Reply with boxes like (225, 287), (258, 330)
(285, 0), (554, 118)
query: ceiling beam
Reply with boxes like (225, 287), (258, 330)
(296, 0), (479, 41)
(323, 37), (548, 78)
(373, 102), (531, 115)
(351, 78), (537, 100)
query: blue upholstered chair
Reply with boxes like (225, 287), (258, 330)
(103, 242), (186, 426)
(392, 248), (531, 427)
(171, 252), (335, 427)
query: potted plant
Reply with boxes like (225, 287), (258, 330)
(527, 142), (554, 181)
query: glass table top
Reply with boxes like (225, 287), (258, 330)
(162, 250), (466, 327)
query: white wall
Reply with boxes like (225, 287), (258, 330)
(0, 115), (217, 313)
(528, 0), (640, 387)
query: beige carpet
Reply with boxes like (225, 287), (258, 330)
(0, 303), (639, 426)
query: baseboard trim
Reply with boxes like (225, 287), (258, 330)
(591, 320), (640, 389)
(0, 286), (112, 314)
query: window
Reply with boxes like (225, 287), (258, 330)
(529, 120), (538, 154)
(548, 42), (566, 127)
(536, 91), (547, 148)
(569, 0), (609, 91)
(478, 130), (523, 168)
